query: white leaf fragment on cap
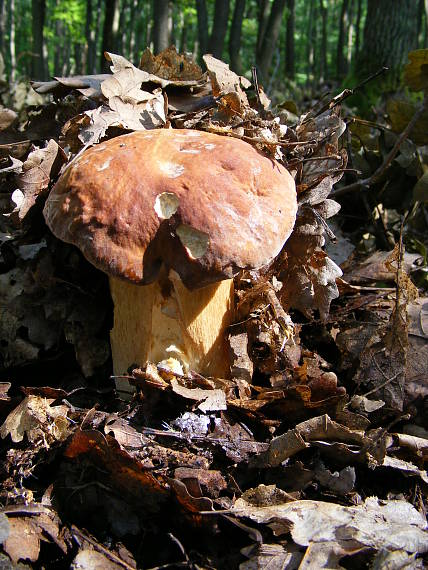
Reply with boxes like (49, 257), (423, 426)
(159, 161), (185, 179)
(154, 192), (180, 219)
(176, 225), (209, 259)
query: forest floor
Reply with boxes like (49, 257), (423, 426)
(0, 48), (427, 569)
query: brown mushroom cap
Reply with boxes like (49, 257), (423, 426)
(44, 129), (297, 289)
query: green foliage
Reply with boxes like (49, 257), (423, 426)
(48, 0), (86, 43)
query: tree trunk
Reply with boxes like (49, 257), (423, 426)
(318, 0), (327, 81)
(0, 0), (5, 70)
(101, 0), (117, 71)
(133, 0), (146, 63)
(73, 42), (82, 75)
(357, 0), (419, 86)
(425, 0), (428, 46)
(31, 0), (46, 79)
(229, 0), (245, 73)
(256, 0), (270, 59)
(417, 0), (425, 47)
(9, 0), (15, 81)
(209, 0), (230, 59)
(152, 0), (169, 54)
(346, 0), (355, 67)
(94, 0), (103, 71)
(285, 0), (295, 79)
(85, 0), (96, 74)
(116, 0), (128, 54)
(305, 0), (314, 82)
(196, 0), (208, 56)
(355, 0), (362, 58)
(256, 0), (287, 82)
(337, 0), (349, 79)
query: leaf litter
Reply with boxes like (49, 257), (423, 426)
(0, 47), (427, 568)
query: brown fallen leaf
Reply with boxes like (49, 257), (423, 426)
(0, 395), (70, 444)
(139, 46), (204, 83)
(250, 414), (385, 468)
(11, 139), (66, 221)
(63, 429), (169, 511)
(170, 378), (227, 412)
(2, 517), (40, 564)
(232, 490), (428, 555)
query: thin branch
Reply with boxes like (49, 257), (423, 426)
(332, 99), (427, 199)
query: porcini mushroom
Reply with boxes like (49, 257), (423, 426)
(44, 129), (297, 397)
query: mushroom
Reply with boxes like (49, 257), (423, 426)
(44, 129), (297, 397)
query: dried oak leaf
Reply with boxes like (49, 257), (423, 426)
(403, 48), (428, 92)
(71, 549), (126, 570)
(170, 378), (227, 412)
(102, 53), (166, 130)
(240, 543), (300, 570)
(64, 429), (169, 511)
(0, 395), (70, 444)
(0, 107), (17, 131)
(31, 74), (110, 100)
(353, 245), (418, 410)
(1, 507), (65, 565)
(232, 492), (428, 555)
(251, 414), (385, 468)
(11, 139), (66, 221)
(203, 54), (250, 114)
(2, 517), (40, 564)
(139, 46), (204, 83)
(280, 249), (342, 321)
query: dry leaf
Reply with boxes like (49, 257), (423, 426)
(12, 139), (66, 220)
(233, 492), (428, 554)
(0, 395), (70, 444)
(170, 378), (227, 412)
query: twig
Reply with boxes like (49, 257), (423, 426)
(71, 525), (136, 570)
(348, 117), (393, 132)
(332, 99), (427, 199)
(302, 66), (389, 123)
(251, 66), (263, 112)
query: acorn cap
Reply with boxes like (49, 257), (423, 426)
(44, 128), (297, 289)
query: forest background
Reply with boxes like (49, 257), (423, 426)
(0, 0), (427, 106)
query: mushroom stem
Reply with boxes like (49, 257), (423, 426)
(109, 270), (234, 397)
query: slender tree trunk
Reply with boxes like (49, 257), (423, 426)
(285, 0), (295, 79)
(305, 0), (314, 82)
(0, 0), (5, 69)
(346, 0), (354, 67)
(179, 9), (188, 53)
(152, 0), (169, 54)
(31, 0), (46, 79)
(133, 0), (146, 63)
(229, 0), (245, 73)
(128, 0), (135, 56)
(101, 0), (117, 71)
(54, 14), (61, 75)
(93, 0), (102, 71)
(116, 0), (128, 54)
(62, 30), (71, 75)
(9, 0), (15, 81)
(355, 0), (362, 58)
(417, 0), (424, 47)
(357, 0), (419, 86)
(337, 0), (349, 79)
(86, 0), (96, 74)
(424, 0), (428, 46)
(209, 0), (230, 59)
(256, 0), (270, 59)
(318, 0), (327, 81)
(196, 0), (208, 56)
(256, 0), (287, 81)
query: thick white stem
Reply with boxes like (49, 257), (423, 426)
(109, 271), (234, 397)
